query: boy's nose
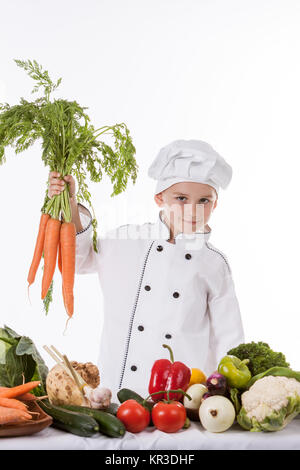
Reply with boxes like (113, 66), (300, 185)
(183, 203), (203, 220)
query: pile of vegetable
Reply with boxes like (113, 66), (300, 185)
(0, 325), (126, 438)
(35, 344), (127, 438)
(0, 380), (42, 426)
(43, 345), (112, 409)
(0, 59), (138, 318)
(116, 387), (191, 434)
(183, 374), (236, 432)
(0, 325), (47, 426)
(1, 329), (300, 437)
(110, 344), (237, 434)
(124, 341), (300, 434)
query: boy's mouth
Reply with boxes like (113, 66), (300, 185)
(183, 219), (198, 224)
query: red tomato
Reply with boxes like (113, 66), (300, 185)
(116, 399), (150, 433)
(152, 401), (186, 433)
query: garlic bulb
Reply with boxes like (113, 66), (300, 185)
(84, 385), (112, 409)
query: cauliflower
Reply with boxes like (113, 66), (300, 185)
(237, 376), (300, 432)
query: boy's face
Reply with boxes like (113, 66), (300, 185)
(154, 182), (218, 235)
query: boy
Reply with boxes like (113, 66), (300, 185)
(49, 139), (244, 400)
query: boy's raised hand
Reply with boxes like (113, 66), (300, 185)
(48, 172), (83, 232)
(48, 171), (76, 200)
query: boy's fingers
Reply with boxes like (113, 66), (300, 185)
(48, 188), (62, 196)
(51, 184), (64, 192)
(50, 177), (64, 185)
(49, 175), (58, 182)
(63, 175), (73, 183)
(63, 175), (76, 192)
(49, 171), (60, 178)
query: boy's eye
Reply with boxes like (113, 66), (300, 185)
(176, 196), (210, 204)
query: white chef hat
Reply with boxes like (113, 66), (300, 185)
(148, 139), (232, 196)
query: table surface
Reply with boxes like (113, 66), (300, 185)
(0, 419), (300, 450)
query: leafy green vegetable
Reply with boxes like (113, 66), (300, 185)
(16, 335), (49, 388)
(229, 387), (241, 414)
(246, 366), (300, 389)
(227, 341), (289, 377)
(0, 329), (15, 364)
(1, 344), (36, 388)
(0, 59), (138, 312)
(0, 325), (48, 394)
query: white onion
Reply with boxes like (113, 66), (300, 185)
(199, 395), (235, 432)
(183, 384), (208, 410)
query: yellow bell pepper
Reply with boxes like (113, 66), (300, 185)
(189, 368), (207, 386)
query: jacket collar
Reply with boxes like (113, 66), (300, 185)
(152, 209), (212, 242)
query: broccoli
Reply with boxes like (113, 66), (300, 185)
(227, 341), (290, 377)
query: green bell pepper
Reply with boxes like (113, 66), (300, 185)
(218, 355), (251, 389)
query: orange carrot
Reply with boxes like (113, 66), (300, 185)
(0, 387), (37, 401)
(0, 406), (32, 425)
(60, 222), (76, 317)
(58, 238), (62, 274)
(17, 392), (37, 401)
(0, 397), (28, 412)
(0, 381), (40, 399)
(41, 218), (61, 299)
(62, 283), (67, 312)
(18, 393), (48, 402)
(27, 213), (50, 287)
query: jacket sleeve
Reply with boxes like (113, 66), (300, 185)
(207, 263), (245, 367)
(75, 203), (100, 274)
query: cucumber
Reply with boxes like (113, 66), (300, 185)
(101, 402), (119, 416)
(51, 421), (97, 437)
(39, 400), (99, 437)
(59, 404), (126, 438)
(117, 388), (155, 413)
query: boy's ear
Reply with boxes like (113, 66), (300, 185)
(154, 192), (164, 207)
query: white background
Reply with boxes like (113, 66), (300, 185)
(0, 0), (300, 374)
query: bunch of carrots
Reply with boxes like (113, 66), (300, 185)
(0, 381), (41, 426)
(28, 208), (76, 319)
(0, 59), (137, 315)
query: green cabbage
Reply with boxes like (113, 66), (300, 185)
(237, 395), (300, 432)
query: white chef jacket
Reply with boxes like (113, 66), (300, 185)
(75, 204), (244, 402)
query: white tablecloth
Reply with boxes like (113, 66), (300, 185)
(0, 420), (299, 450)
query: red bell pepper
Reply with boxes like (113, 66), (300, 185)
(148, 344), (191, 402)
